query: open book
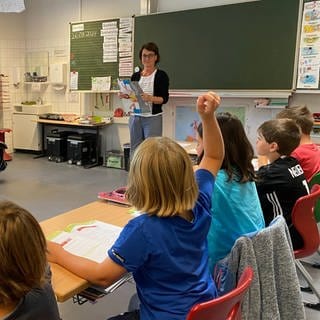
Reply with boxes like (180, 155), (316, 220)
(48, 220), (122, 263)
(118, 78), (151, 114)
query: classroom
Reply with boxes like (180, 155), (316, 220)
(0, 0), (320, 319)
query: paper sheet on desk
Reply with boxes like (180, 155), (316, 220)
(49, 220), (122, 263)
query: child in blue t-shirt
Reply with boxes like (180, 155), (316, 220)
(47, 91), (224, 320)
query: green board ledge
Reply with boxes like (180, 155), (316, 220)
(169, 90), (294, 99)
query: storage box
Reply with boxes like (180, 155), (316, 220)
(104, 150), (124, 169)
(46, 131), (76, 162)
(67, 133), (96, 166)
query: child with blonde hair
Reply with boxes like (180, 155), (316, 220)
(0, 200), (60, 320)
(47, 91), (224, 320)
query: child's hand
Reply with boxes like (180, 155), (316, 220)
(118, 93), (130, 99)
(197, 91), (220, 119)
(46, 240), (63, 264)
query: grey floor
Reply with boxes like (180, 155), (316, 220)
(1, 152), (320, 319)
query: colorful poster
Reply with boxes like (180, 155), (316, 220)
(297, 1), (320, 89)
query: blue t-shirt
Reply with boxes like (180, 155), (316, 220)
(108, 169), (217, 320)
(208, 170), (265, 271)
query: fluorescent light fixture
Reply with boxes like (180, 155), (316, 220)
(0, 0), (25, 13)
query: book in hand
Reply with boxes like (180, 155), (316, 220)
(48, 220), (122, 263)
(117, 78), (151, 115)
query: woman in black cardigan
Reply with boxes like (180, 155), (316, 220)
(121, 42), (169, 158)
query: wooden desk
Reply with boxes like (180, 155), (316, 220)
(40, 201), (132, 302)
(36, 119), (110, 168)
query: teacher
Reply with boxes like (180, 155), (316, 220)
(128, 42), (169, 157)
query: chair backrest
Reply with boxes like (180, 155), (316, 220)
(292, 184), (320, 259)
(186, 267), (253, 320)
(309, 172), (320, 222)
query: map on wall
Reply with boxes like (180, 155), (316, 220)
(175, 106), (246, 141)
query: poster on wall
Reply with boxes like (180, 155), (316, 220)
(174, 106), (246, 142)
(297, 1), (320, 89)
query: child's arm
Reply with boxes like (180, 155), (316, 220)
(47, 241), (127, 287)
(197, 91), (224, 177)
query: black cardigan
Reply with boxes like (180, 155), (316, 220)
(131, 69), (169, 115)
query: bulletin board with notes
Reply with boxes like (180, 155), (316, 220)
(69, 17), (133, 91)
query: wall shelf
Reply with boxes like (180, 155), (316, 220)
(24, 82), (50, 85)
(255, 105), (287, 109)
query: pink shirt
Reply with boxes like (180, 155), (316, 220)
(291, 143), (320, 181)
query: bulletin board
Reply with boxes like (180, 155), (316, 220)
(70, 18), (133, 91)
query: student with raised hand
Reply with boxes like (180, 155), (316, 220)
(196, 112), (265, 271)
(276, 105), (320, 181)
(47, 91), (224, 320)
(0, 201), (60, 320)
(255, 119), (309, 250)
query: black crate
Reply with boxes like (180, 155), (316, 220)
(46, 131), (76, 162)
(67, 133), (97, 166)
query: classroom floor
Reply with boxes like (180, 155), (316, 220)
(1, 152), (320, 319)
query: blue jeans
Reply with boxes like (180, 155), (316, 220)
(129, 115), (162, 158)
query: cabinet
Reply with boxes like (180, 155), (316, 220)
(12, 113), (42, 151)
(12, 104), (51, 151)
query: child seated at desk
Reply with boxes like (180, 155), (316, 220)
(196, 113), (265, 271)
(255, 119), (309, 250)
(276, 105), (320, 182)
(47, 91), (224, 320)
(0, 200), (60, 320)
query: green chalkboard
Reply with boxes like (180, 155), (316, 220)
(70, 18), (133, 91)
(134, 0), (301, 90)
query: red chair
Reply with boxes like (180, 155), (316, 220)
(308, 172), (320, 269)
(292, 184), (320, 310)
(309, 172), (320, 223)
(186, 267), (253, 320)
(0, 128), (12, 161)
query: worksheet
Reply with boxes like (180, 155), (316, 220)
(49, 220), (122, 263)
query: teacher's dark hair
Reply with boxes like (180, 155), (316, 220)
(139, 42), (160, 64)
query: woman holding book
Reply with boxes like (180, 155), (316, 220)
(120, 42), (169, 158)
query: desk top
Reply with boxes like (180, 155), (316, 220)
(37, 119), (109, 128)
(177, 141), (197, 155)
(40, 201), (132, 302)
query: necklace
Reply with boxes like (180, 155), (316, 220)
(141, 69), (156, 77)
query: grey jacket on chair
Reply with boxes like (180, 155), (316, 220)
(221, 216), (305, 320)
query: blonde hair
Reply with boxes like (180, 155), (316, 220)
(0, 201), (47, 305)
(126, 137), (198, 217)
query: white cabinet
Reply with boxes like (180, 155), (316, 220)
(12, 113), (42, 151)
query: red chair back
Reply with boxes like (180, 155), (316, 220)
(186, 267), (253, 320)
(292, 184), (320, 259)
(309, 172), (320, 222)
